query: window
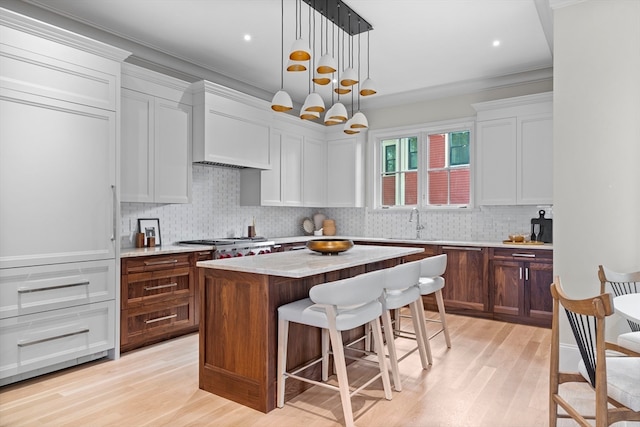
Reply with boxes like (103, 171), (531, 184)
(375, 122), (472, 208)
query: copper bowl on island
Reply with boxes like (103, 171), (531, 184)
(306, 238), (354, 255)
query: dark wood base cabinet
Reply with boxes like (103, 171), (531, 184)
(489, 248), (553, 328)
(120, 250), (213, 352)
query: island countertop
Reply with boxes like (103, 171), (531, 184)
(196, 244), (422, 278)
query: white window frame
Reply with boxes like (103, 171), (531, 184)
(368, 118), (475, 211)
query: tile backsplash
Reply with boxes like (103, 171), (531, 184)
(120, 164), (547, 247)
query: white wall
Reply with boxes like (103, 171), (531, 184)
(553, 0), (640, 349)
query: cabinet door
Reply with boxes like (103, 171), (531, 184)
(518, 114), (553, 205)
(281, 133), (303, 206)
(121, 89), (154, 202)
(326, 136), (364, 207)
(491, 260), (522, 317)
(303, 137), (326, 206)
(259, 130), (283, 205)
(0, 95), (116, 268)
(476, 118), (517, 205)
(154, 99), (192, 203)
(441, 246), (488, 313)
(526, 261), (553, 324)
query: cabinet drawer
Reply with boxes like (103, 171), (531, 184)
(122, 253), (191, 274)
(122, 267), (192, 309)
(0, 300), (115, 380)
(491, 248), (552, 261)
(0, 260), (116, 319)
(120, 297), (194, 350)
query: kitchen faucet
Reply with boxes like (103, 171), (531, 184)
(409, 207), (425, 239)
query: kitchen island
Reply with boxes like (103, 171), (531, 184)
(196, 244), (421, 413)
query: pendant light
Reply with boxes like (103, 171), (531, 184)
(344, 88), (360, 134)
(335, 27), (351, 95)
(350, 29), (368, 128)
(315, 1), (336, 78)
(327, 19), (347, 122)
(302, 2), (324, 113)
(271, 0), (292, 112)
(340, 13), (358, 87)
(359, 29), (377, 96)
(289, 0), (310, 62)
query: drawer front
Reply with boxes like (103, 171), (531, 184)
(0, 260), (116, 319)
(121, 297), (194, 348)
(122, 267), (192, 309)
(491, 248), (552, 261)
(122, 253), (192, 274)
(0, 300), (115, 380)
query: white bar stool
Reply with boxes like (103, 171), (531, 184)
(276, 269), (392, 427)
(396, 254), (451, 349)
(380, 261), (432, 391)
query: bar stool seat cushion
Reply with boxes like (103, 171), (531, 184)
(618, 331), (640, 353)
(383, 286), (421, 310)
(418, 276), (444, 294)
(278, 298), (383, 331)
(578, 357), (640, 411)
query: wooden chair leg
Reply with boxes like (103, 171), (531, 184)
(381, 308), (402, 391)
(277, 317), (289, 408)
(409, 299), (430, 369)
(327, 327), (355, 427)
(321, 328), (329, 381)
(370, 318), (393, 400)
(435, 289), (451, 348)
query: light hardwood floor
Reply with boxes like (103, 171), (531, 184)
(1, 314), (565, 426)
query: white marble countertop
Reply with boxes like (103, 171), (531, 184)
(121, 236), (552, 258)
(196, 245), (423, 278)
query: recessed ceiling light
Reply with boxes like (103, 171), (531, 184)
(244, 34), (251, 42)
(493, 40), (500, 47)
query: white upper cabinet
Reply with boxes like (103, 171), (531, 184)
(326, 133), (365, 208)
(473, 93), (553, 206)
(192, 81), (271, 169)
(121, 64), (192, 204)
(302, 136), (327, 207)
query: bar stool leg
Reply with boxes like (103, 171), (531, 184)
(381, 309), (402, 391)
(327, 326), (355, 427)
(435, 289), (451, 348)
(321, 328), (330, 381)
(370, 317), (393, 400)
(409, 299), (432, 368)
(277, 317), (289, 408)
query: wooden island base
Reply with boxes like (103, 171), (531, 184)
(198, 251), (413, 413)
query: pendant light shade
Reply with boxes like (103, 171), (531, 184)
(328, 102), (348, 121)
(317, 53), (337, 74)
(302, 92), (325, 112)
(340, 67), (358, 87)
(343, 118), (360, 134)
(289, 38), (311, 61)
(350, 111), (368, 128)
(359, 78), (377, 96)
(300, 109), (320, 120)
(312, 72), (331, 85)
(287, 59), (307, 72)
(271, 90), (293, 112)
(334, 85), (351, 95)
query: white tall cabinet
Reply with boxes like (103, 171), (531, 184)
(121, 64), (192, 203)
(473, 92), (553, 206)
(0, 9), (129, 385)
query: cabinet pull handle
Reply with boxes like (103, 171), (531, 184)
(525, 267), (529, 281)
(145, 314), (178, 324)
(519, 267), (523, 280)
(17, 280), (90, 293)
(111, 184), (117, 241)
(143, 259), (179, 266)
(18, 328), (89, 347)
(442, 246), (482, 251)
(512, 253), (536, 258)
(144, 283), (178, 291)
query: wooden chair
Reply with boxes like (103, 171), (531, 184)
(598, 264), (640, 332)
(549, 276), (640, 427)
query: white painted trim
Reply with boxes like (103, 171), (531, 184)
(549, 0), (588, 10)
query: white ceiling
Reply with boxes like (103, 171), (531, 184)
(22, 0), (553, 110)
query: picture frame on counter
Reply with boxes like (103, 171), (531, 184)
(138, 218), (161, 246)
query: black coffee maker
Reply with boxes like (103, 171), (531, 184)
(531, 210), (552, 243)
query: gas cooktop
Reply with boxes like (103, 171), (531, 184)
(179, 237), (269, 246)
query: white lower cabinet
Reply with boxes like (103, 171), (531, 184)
(473, 92), (553, 206)
(0, 300), (115, 383)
